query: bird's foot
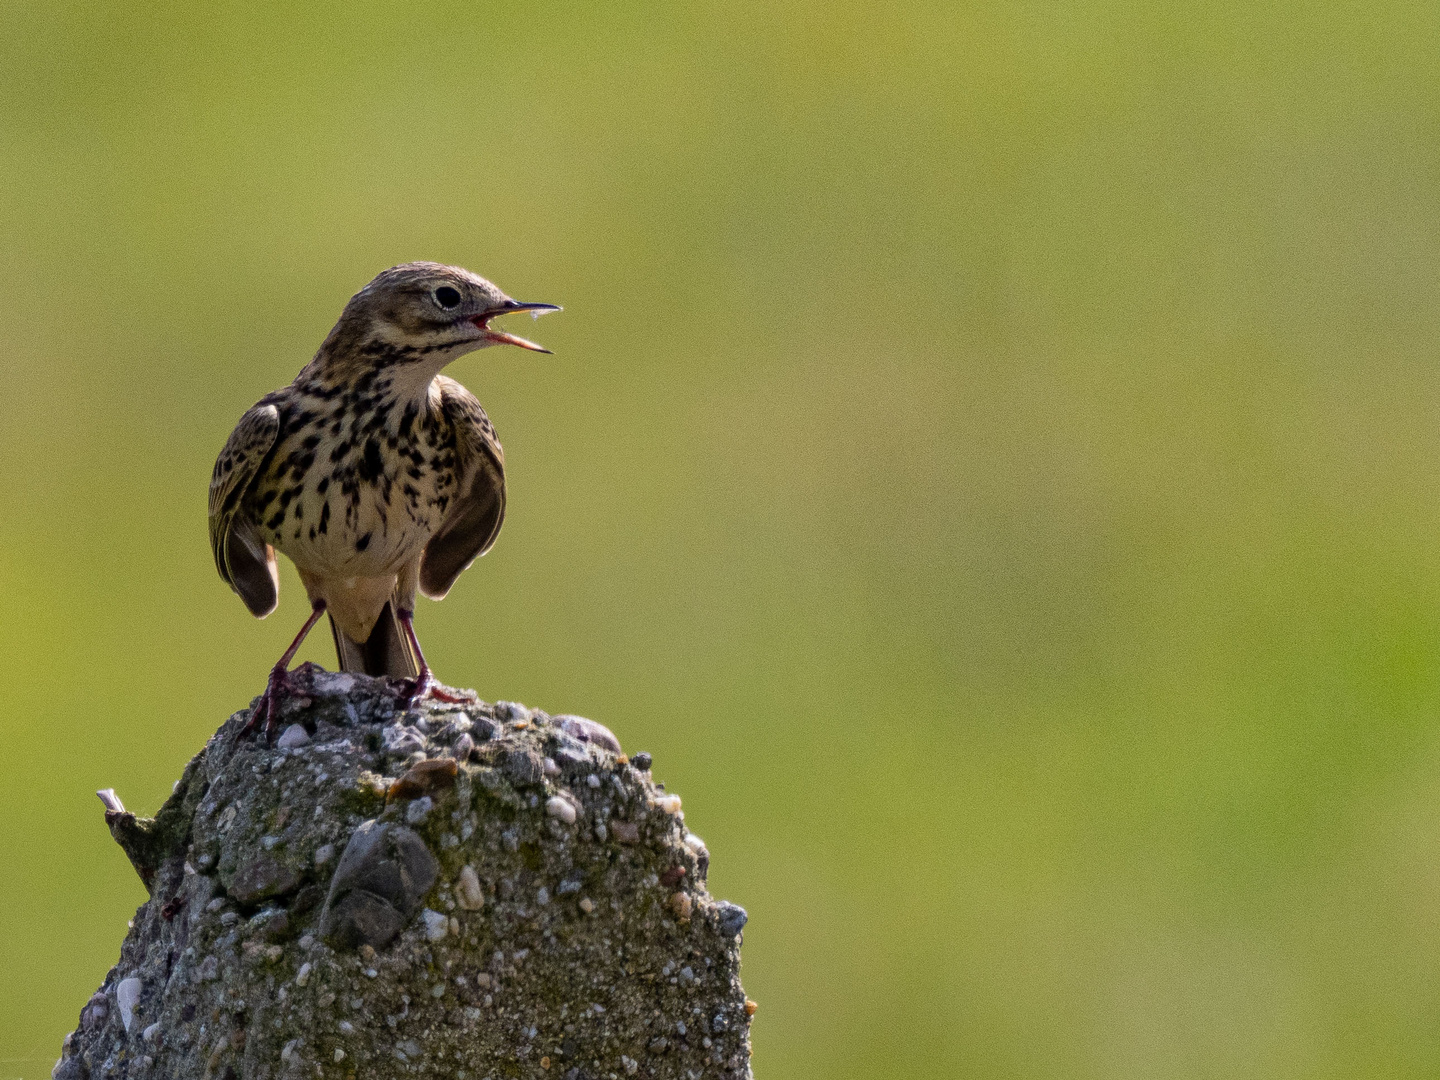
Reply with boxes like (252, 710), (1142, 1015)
(399, 668), (469, 711)
(241, 666), (305, 743)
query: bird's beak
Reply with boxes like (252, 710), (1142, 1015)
(470, 300), (562, 353)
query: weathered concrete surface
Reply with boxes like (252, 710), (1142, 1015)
(56, 665), (753, 1080)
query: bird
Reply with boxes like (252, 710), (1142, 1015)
(208, 262), (559, 738)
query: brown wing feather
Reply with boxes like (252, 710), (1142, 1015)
(418, 377), (506, 600)
(209, 402), (281, 616)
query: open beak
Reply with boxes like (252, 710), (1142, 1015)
(470, 300), (561, 353)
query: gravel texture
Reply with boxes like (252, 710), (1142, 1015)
(56, 664), (752, 1080)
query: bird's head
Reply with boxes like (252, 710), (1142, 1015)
(319, 262), (559, 374)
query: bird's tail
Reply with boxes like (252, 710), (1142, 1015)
(330, 600), (418, 678)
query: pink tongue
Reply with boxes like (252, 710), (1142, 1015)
(486, 330), (550, 353)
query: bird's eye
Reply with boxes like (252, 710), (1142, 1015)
(434, 286), (462, 310)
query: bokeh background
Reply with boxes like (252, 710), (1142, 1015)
(3, 1), (1440, 1076)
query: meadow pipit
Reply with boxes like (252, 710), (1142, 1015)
(208, 263), (559, 737)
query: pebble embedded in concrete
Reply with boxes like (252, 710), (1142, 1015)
(545, 795), (577, 824)
(715, 901), (749, 937)
(497, 701), (531, 724)
(276, 723), (310, 749)
(670, 891), (693, 920)
(320, 820), (438, 949)
(382, 724), (426, 757)
(554, 714), (623, 754)
(116, 978), (141, 1033)
(610, 820), (640, 844)
(453, 731), (474, 761)
(456, 864), (484, 910)
(422, 908), (449, 941)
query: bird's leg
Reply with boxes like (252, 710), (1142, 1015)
(242, 601), (327, 742)
(396, 607), (468, 708)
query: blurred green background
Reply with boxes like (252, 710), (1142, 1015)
(3, 1), (1440, 1076)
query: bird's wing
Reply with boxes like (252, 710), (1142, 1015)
(418, 377), (507, 600)
(209, 401), (281, 616)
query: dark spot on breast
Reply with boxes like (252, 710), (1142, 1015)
(266, 511), (285, 531)
(317, 476), (329, 494)
(355, 532), (371, 552)
(319, 501), (330, 534)
(359, 439), (384, 483)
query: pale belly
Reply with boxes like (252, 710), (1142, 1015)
(275, 489), (442, 642)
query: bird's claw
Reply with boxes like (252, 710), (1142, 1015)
(241, 667), (303, 743)
(398, 670), (468, 711)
